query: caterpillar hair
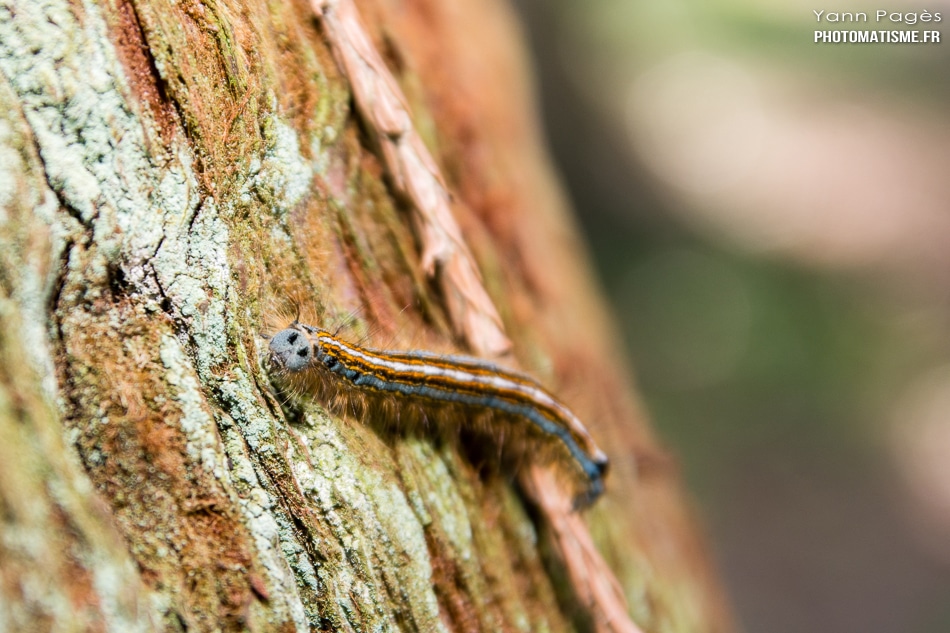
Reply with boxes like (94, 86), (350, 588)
(267, 321), (609, 508)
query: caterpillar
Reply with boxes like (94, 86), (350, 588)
(267, 321), (609, 508)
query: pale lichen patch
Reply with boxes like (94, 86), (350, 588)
(242, 115), (313, 219)
(0, 78), (63, 403)
(216, 368), (280, 453)
(159, 334), (229, 479)
(218, 423), (311, 632)
(288, 409), (448, 633)
(152, 200), (231, 376)
(407, 440), (475, 560)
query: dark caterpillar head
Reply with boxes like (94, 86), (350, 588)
(269, 326), (313, 372)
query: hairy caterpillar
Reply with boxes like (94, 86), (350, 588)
(267, 321), (609, 508)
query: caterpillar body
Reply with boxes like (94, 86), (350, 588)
(267, 322), (609, 508)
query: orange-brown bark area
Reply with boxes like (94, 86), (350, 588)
(0, 0), (732, 631)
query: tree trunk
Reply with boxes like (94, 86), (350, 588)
(0, 0), (733, 631)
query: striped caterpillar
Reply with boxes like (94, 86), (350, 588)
(267, 321), (609, 508)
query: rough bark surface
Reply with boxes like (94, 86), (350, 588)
(0, 0), (733, 632)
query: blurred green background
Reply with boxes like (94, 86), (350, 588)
(512, 1), (950, 631)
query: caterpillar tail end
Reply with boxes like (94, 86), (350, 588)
(572, 475), (605, 511)
(572, 454), (609, 511)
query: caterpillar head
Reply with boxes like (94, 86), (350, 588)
(268, 325), (313, 373)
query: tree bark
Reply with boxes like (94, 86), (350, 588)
(0, 0), (733, 631)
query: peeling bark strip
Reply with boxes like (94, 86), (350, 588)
(524, 467), (645, 633)
(310, 0), (512, 358)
